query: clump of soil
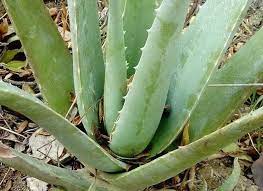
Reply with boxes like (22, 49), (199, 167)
(195, 158), (259, 191)
(0, 166), (27, 191)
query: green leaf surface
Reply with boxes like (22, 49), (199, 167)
(0, 48), (23, 63)
(124, 0), (156, 76)
(0, 82), (128, 172)
(3, 0), (74, 115)
(0, 143), (103, 191)
(109, 0), (191, 157)
(217, 158), (241, 191)
(150, 0), (251, 156)
(68, 0), (105, 137)
(189, 28), (263, 142)
(104, 0), (127, 134)
(4, 60), (26, 72)
(103, 107), (263, 190)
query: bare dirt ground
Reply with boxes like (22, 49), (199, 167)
(0, 0), (262, 190)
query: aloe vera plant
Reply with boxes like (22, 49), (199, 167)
(0, 0), (262, 190)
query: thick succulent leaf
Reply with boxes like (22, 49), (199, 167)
(0, 82), (128, 172)
(217, 158), (241, 191)
(2, 0), (74, 115)
(124, 0), (156, 77)
(104, 0), (127, 134)
(68, 0), (105, 137)
(109, 0), (191, 157)
(189, 28), (263, 142)
(103, 107), (263, 190)
(150, 0), (251, 156)
(0, 143), (106, 191)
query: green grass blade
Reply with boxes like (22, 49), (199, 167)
(124, 0), (156, 77)
(109, 0), (191, 157)
(217, 158), (241, 191)
(0, 82), (128, 172)
(150, 0), (251, 156)
(189, 28), (263, 142)
(104, 0), (127, 134)
(2, 0), (74, 115)
(67, 0), (105, 137)
(0, 143), (105, 191)
(103, 107), (263, 190)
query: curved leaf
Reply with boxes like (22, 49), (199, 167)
(0, 82), (128, 172)
(217, 158), (241, 191)
(3, 0), (74, 115)
(68, 0), (105, 137)
(150, 0), (251, 156)
(0, 143), (105, 191)
(109, 0), (191, 157)
(103, 107), (263, 190)
(124, 0), (156, 76)
(104, 0), (127, 134)
(189, 28), (263, 142)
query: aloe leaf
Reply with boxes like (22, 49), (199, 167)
(124, 0), (156, 77)
(109, 0), (191, 157)
(156, 0), (163, 7)
(150, 0), (252, 156)
(67, 0), (105, 137)
(189, 28), (263, 142)
(104, 0), (127, 134)
(103, 107), (263, 190)
(0, 144), (124, 191)
(0, 82), (128, 172)
(2, 0), (74, 115)
(217, 158), (241, 191)
(0, 143), (105, 191)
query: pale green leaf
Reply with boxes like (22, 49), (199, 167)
(150, 0), (251, 156)
(217, 158), (241, 191)
(124, 0), (156, 76)
(189, 28), (263, 142)
(3, 0), (74, 115)
(0, 143), (95, 191)
(68, 0), (105, 137)
(109, 0), (191, 157)
(0, 82), (128, 172)
(104, 0), (127, 134)
(103, 107), (263, 190)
